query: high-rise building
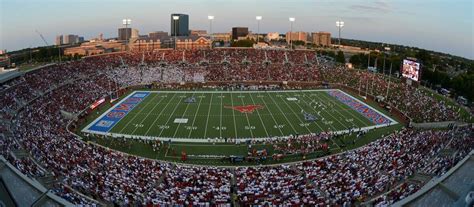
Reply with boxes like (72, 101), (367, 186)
(64, 34), (80, 44)
(118, 28), (132, 41)
(57, 34), (83, 45)
(285, 32), (308, 43)
(232, 27), (249, 40)
(131, 29), (139, 39)
(149, 31), (168, 39)
(56, 35), (63, 45)
(311, 32), (331, 46)
(170, 14), (189, 36)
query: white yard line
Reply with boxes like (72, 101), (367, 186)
(297, 92), (345, 131)
(130, 94), (168, 135)
(130, 89), (336, 94)
(187, 93), (204, 138)
(258, 93), (285, 136)
(230, 93), (238, 138)
(171, 92), (195, 137)
(239, 92), (255, 138)
(117, 94), (160, 134)
(219, 92), (223, 137)
(319, 92), (370, 127)
(143, 93), (178, 135)
(84, 89), (397, 142)
(266, 92), (299, 134)
(248, 93), (270, 138)
(278, 93), (313, 134)
(294, 92), (343, 150)
(157, 94), (186, 137)
(338, 90), (397, 124)
(203, 93), (214, 138)
(286, 92), (327, 132)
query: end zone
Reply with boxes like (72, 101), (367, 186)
(82, 91), (150, 135)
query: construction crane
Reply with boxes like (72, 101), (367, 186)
(35, 29), (62, 63)
(35, 30), (49, 46)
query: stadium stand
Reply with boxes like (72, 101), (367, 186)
(0, 49), (472, 205)
(392, 151), (474, 207)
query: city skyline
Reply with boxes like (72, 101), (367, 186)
(0, 0), (473, 59)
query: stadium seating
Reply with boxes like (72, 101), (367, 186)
(0, 49), (472, 205)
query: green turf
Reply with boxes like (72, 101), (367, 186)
(106, 90), (378, 140)
(79, 89), (403, 166)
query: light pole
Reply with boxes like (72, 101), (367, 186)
(336, 21), (344, 46)
(208, 15), (214, 47)
(172, 15), (180, 49)
(122, 18), (131, 51)
(256, 16), (262, 43)
(289, 17), (295, 50)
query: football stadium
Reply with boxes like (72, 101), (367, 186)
(1, 1), (473, 207)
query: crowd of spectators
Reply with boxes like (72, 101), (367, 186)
(0, 49), (472, 206)
(236, 127), (472, 206)
(320, 66), (462, 122)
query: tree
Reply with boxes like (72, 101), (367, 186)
(231, 39), (254, 47)
(336, 51), (345, 63)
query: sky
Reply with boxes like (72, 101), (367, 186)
(0, 0), (473, 59)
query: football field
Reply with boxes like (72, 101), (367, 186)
(83, 89), (397, 142)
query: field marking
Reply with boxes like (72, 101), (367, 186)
(337, 90), (397, 124)
(315, 92), (362, 129)
(187, 93), (204, 138)
(230, 93), (238, 138)
(116, 93), (161, 134)
(172, 92), (196, 137)
(157, 94), (186, 137)
(239, 92), (255, 138)
(132, 89), (335, 94)
(125, 109), (359, 117)
(266, 92), (299, 134)
(82, 92), (137, 134)
(129, 94), (168, 135)
(286, 92), (327, 132)
(293, 92), (343, 150)
(277, 93), (313, 134)
(143, 93), (177, 135)
(319, 92), (369, 127)
(219, 92), (223, 137)
(297, 92), (346, 131)
(203, 93), (214, 138)
(257, 93), (286, 136)
(248, 93), (270, 138)
(84, 89), (397, 142)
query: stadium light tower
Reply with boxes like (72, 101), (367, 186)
(208, 15), (214, 47)
(172, 15), (180, 49)
(256, 16), (262, 43)
(336, 21), (344, 46)
(289, 17), (295, 50)
(122, 18), (131, 51)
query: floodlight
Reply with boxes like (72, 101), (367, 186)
(289, 17), (295, 22)
(123, 19), (131, 25)
(256, 16), (262, 20)
(208, 15), (214, 20)
(336, 21), (344, 27)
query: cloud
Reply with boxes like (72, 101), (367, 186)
(350, 0), (392, 13)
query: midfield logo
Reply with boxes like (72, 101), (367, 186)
(225, 105), (264, 114)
